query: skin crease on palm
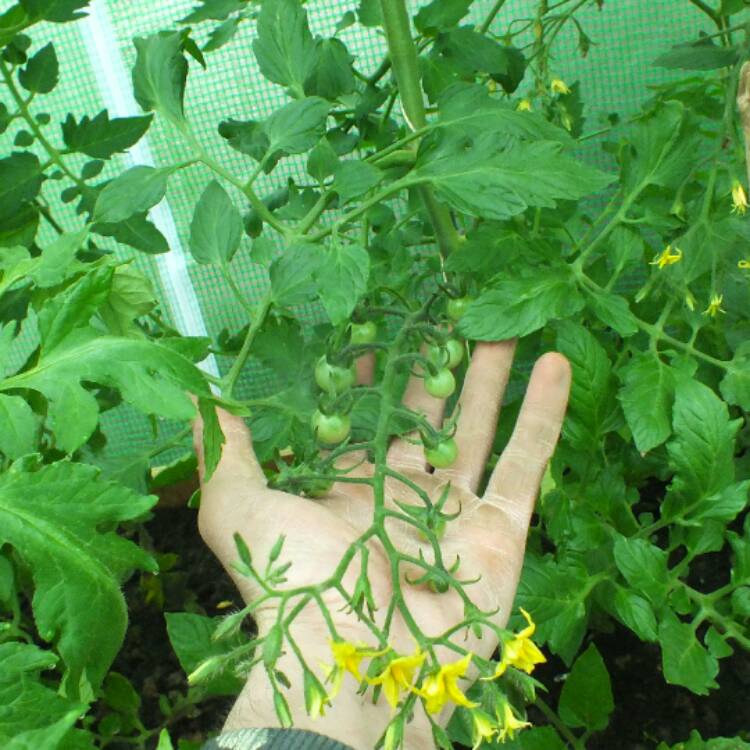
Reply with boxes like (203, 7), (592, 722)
(192, 340), (572, 750)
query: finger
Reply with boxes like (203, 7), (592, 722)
(480, 352), (571, 541)
(386, 353), (446, 472)
(434, 340), (516, 491)
(355, 351), (375, 386)
(192, 405), (265, 490)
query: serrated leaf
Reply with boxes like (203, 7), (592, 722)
(0, 395), (36, 459)
(165, 613), (245, 696)
(556, 321), (620, 450)
(253, 0), (317, 96)
(654, 39), (739, 70)
(19, 0), (89, 23)
(304, 37), (355, 100)
(611, 586), (658, 641)
(93, 212), (170, 255)
(618, 353), (675, 454)
(558, 644), (613, 731)
(415, 136), (612, 220)
(264, 96), (329, 156)
(315, 241), (369, 325)
(0, 462), (157, 696)
(458, 266), (584, 341)
(181, 0), (243, 22)
(0, 152), (43, 224)
(658, 611), (719, 695)
(332, 160), (382, 203)
(94, 165), (171, 224)
(613, 536), (670, 604)
(18, 42), (58, 93)
(664, 379), (741, 519)
(132, 31), (189, 124)
(3, 330), (208, 452)
(198, 399), (225, 482)
(189, 180), (243, 265)
(61, 110), (153, 159)
(269, 242), (323, 307)
(719, 341), (750, 410)
(204, 17), (240, 51)
(583, 287), (638, 337)
(414, 0), (472, 34)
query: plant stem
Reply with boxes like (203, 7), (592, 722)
(479, 0), (508, 33)
(535, 696), (587, 749)
(379, 0), (460, 256)
(221, 294), (272, 398)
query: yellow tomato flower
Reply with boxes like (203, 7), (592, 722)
(485, 608), (546, 679)
(367, 648), (425, 709)
(516, 98), (533, 112)
(649, 245), (683, 269)
(703, 293), (725, 317)
(496, 702), (531, 742)
(418, 652), (478, 714)
(470, 709), (498, 749)
(731, 179), (748, 215)
(739, 259), (750, 269)
(550, 77), (570, 95)
(327, 640), (388, 697)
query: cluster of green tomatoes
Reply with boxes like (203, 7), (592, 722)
(309, 296), (474, 470)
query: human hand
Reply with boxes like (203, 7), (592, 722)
(193, 341), (571, 750)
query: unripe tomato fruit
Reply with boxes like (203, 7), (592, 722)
(424, 438), (458, 468)
(424, 368), (456, 399)
(430, 339), (464, 370)
(314, 356), (356, 393)
(350, 321), (377, 344)
(311, 410), (351, 445)
(303, 478), (334, 498)
(447, 296), (474, 321)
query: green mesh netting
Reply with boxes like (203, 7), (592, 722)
(2, 0), (716, 457)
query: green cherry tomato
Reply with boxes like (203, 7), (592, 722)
(424, 368), (456, 399)
(314, 356), (356, 393)
(302, 478), (334, 498)
(430, 339), (464, 370)
(350, 321), (377, 345)
(312, 410), (351, 445)
(424, 438), (458, 469)
(447, 296), (474, 321)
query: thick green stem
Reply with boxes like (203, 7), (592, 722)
(379, 0), (460, 256)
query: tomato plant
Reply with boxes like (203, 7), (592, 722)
(1, 0), (749, 748)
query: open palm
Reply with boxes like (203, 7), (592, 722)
(193, 341), (571, 750)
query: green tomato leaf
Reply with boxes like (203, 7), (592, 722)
(610, 586), (658, 642)
(416, 136), (612, 220)
(415, 0), (472, 34)
(264, 96), (329, 155)
(93, 165), (171, 224)
(658, 611), (719, 695)
(663, 378), (745, 524)
(558, 644), (614, 731)
(304, 38), (355, 100)
(0, 394), (37, 459)
(556, 321), (620, 451)
(93, 212), (170, 255)
(269, 242), (323, 307)
(253, 0), (317, 96)
(613, 535), (670, 605)
(18, 0), (89, 23)
(165, 612), (246, 696)
(332, 160), (383, 203)
(18, 42), (59, 93)
(204, 17), (241, 52)
(0, 152), (43, 225)
(458, 266), (584, 341)
(618, 352), (675, 454)
(61, 110), (153, 159)
(0, 462), (157, 697)
(315, 240), (369, 325)
(582, 287), (639, 337)
(654, 39), (739, 70)
(0, 644), (84, 749)
(132, 31), (189, 124)
(197, 399), (225, 482)
(181, 0), (244, 22)
(719, 341), (750, 410)
(218, 118), (270, 161)
(189, 180), (243, 265)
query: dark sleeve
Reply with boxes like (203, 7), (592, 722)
(201, 728), (357, 750)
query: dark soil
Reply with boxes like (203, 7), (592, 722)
(113, 496), (750, 749)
